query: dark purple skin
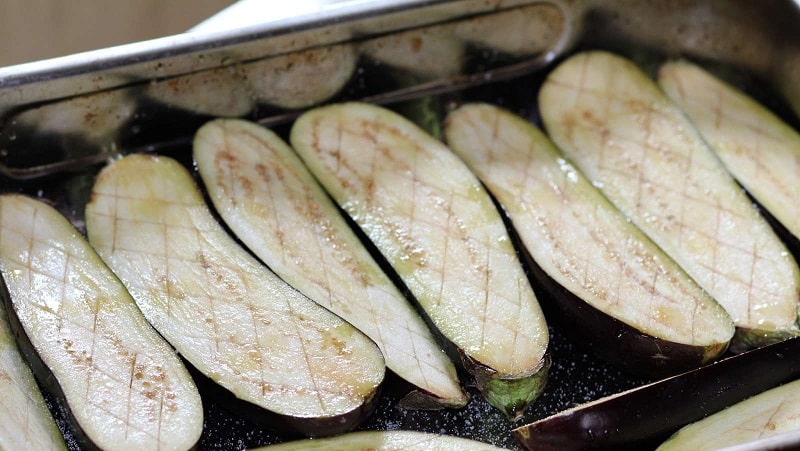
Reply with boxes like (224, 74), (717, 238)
(512, 336), (800, 451)
(187, 361), (382, 439)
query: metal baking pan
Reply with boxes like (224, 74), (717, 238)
(1, 0), (799, 449)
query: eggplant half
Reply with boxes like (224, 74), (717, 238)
(193, 119), (466, 408)
(254, 430), (506, 450)
(0, 194), (203, 451)
(0, 301), (65, 450)
(445, 103), (733, 375)
(290, 102), (550, 419)
(539, 51), (800, 351)
(85, 154), (385, 437)
(658, 60), (800, 247)
(657, 377), (800, 450)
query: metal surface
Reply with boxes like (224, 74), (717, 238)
(0, 1), (799, 449)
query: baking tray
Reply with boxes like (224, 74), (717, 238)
(1, 1), (799, 449)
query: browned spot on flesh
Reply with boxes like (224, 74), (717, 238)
(255, 163), (271, 183)
(410, 36), (423, 52)
(197, 252), (211, 270)
(0, 370), (11, 383)
(581, 109), (605, 129)
(215, 150), (254, 199)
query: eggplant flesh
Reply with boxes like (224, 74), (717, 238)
(539, 51), (800, 350)
(658, 60), (800, 249)
(657, 378), (800, 450)
(445, 103), (733, 374)
(254, 430), (506, 450)
(193, 119), (466, 408)
(85, 154), (385, 437)
(0, 301), (65, 450)
(0, 194), (203, 451)
(290, 102), (549, 419)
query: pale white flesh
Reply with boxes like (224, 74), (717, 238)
(659, 60), (800, 243)
(0, 194), (203, 451)
(290, 102), (548, 378)
(539, 51), (800, 339)
(254, 430), (506, 450)
(445, 103), (733, 347)
(194, 119), (465, 406)
(0, 303), (65, 451)
(86, 154), (385, 422)
(657, 378), (800, 450)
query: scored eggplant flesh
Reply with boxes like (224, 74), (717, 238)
(0, 301), (65, 450)
(290, 102), (549, 419)
(252, 429), (507, 450)
(85, 154), (385, 437)
(444, 103), (733, 374)
(657, 377), (800, 450)
(193, 119), (466, 408)
(0, 194), (203, 451)
(539, 51), (800, 351)
(658, 60), (800, 245)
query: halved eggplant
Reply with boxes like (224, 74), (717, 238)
(444, 103), (733, 375)
(0, 301), (65, 450)
(539, 51), (800, 351)
(193, 119), (466, 408)
(0, 194), (203, 451)
(658, 60), (800, 245)
(512, 336), (800, 450)
(657, 377), (800, 450)
(290, 102), (549, 419)
(253, 430), (506, 450)
(85, 154), (385, 437)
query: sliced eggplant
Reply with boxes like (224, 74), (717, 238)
(0, 194), (203, 451)
(657, 377), (800, 451)
(658, 60), (800, 245)
(253, 430), (506, 450)
(445, 103), (733, 375)
(290, 102), (549, 419)
(0, 302), (65, 450)
(512, 336), (800, 450)
(193, 119), (466, 408)
(539, 51), (800, 351)
(85, 154), (385, 437)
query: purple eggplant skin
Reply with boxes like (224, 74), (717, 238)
(0, 272), (97, 451)
(187, 362), (381, 439)
(512, 336), (800, 451)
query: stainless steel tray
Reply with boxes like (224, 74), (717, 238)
(1, 1), (799, 449)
